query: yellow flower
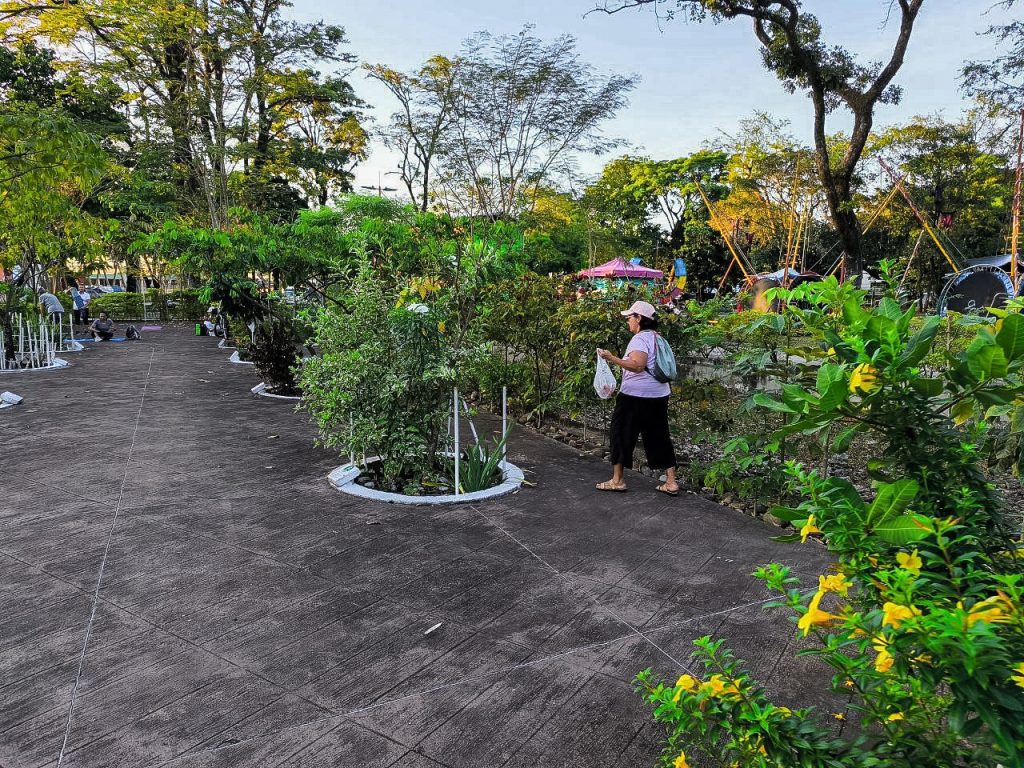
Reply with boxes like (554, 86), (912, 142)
(818, 573), (852, 596)
(967, 595), (1013, 627)
(698, 674), (741, 699)
(895, 549), (922, 575)
(672, 674), (698, 703)
(800, 515), (822, 543)
(887, 712), (904, 722)
(1010, 662), (1024, 689)
(833, 712), (846, 721)
(849, 363), (879, 394)
(676, 674), (698, 691)
(674, 752), (690, 768)
(437, 321), (446, 334)
(873, 637), (895, 673)
(882, 601), (920, 629)
(797, 590), (841, 636)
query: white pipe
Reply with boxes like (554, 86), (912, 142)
(502, 386), (508, 462)
(453, 387), (460, 496)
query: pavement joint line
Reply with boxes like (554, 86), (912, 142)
(467, 504), (695, 673)
(56, 348), (156, 768)
(158, 631), (641, 766)
(54, 557), (774, 766)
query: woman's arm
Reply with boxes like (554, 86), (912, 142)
(598, 348), (647, 373)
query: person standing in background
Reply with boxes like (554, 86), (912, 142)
(38, 290), (65, 326)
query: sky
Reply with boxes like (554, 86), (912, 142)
(288, 0), (1018, 197)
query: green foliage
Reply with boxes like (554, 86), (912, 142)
(89, 292), (144, 320)
(299, 254), (462, 493)
(640, 279), (1024, 768)
(145, 289), (204, 321)
(245, 310), (308, 395)
(443, 428), (511, 494)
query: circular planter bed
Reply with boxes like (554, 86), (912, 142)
(0, 358), (70, 374)
(250, 382), (300, 401)
(229, 350), (254, 365)
(328, 454), (525, 506)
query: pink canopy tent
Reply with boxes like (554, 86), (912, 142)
(577, 257), (663, 280)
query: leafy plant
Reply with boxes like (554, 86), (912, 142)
(443, 428), (511, 493)
(639, 281), (1024, 768)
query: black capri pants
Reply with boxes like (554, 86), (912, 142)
(609, 393), (676, 471)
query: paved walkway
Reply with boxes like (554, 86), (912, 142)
(0, 327), (832, 767)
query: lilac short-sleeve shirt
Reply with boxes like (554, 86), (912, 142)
(620, 331), (671, 398)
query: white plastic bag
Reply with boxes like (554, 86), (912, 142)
(593, 350), (617, 399)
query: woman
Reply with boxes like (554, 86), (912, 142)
(596, 300), (678, 496)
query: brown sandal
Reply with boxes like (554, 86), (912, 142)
(596, 481), (628, 492)
(656, 483), (679, 497)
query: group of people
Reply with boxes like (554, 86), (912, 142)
(37, 288), (116, 341)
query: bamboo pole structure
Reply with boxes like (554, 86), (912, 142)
(1011, 109), (1024, 291)
(879, 159), (961, 275)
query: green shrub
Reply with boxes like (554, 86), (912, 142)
(90, 291), (144, 319)
(244, 310), (308, 395)
(638, 278), (1024, 768)
(299, 257), (462, 493)
(145, 288), (204, 320)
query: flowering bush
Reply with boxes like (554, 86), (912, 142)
(638, 280), (1024, 767)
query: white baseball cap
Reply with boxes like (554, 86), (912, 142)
(620, 300), (657, 319)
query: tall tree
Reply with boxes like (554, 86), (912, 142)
(961, 1), (1023, 114)
(1, 0), (367, 223)
(597, 0), (926, 277)
(366, 56), (462, 212)
(446, 27), (637, 219)
(374, 29), (637, 218)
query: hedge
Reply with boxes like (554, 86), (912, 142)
(89, 292), (144, 320)
(87, 289), (205, 320)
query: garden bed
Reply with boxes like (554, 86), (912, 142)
(0, 358), (70, 373)
(328, 453), (524, 506)
(250, 382), (300, 400)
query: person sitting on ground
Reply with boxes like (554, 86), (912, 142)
(89, 312), (115, 341)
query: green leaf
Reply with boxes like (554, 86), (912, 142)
(867, 479), (919, 524)
(831, 425), (860, 453)
(909, 377), (943, 398)
(768, 506), (806, 523)
(751, 392), (797, 413)
(900, 316), (940, 367)
(874, 514), (930, 545)
(867, 457), (896, 483)
(821, 477), (866, 512)
(816, 363), (847, 411)
(769, 533), (803, 544)
(951, 398), (975, 426)
(877, 297), (903, 321)
(966, 341), (1009, 380)
(996, 314), (1024, 361)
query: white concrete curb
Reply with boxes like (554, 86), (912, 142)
(0, 358), (69, 374)
(251, 382), (301, 401)
(327, 457), (525, 506)
(229, 350), (254, 365)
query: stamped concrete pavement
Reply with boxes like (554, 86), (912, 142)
(0, 326), (834, 767)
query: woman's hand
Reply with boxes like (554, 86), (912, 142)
(597, 348), (614, 362)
